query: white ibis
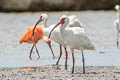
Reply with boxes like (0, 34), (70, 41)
(114, 5), (120, 48)
(33, 14), (83, 69)
(32, 14), (68, 69)
(68, 15), (83, 28)
(49, 16), (95, 74)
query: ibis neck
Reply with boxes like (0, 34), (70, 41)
(60, 22), (69, 38)
(118, 10), (120, 21)
(42, 19), (48, 28)
(42, 19), (52, 36)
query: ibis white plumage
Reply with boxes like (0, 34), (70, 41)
(33, 14), (82, 69)
(68, 15), (83, 28)
(114, 5), (120, 48)
(49, 16), (95, 74)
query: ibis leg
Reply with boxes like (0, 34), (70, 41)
(72, 52), (75, 73)
(64, 47), (68, 70)
(56, 44), (62, 65)
(81, 50), (85, 74)
(117, 32), (119, 48)
(29, 44), (35, 60)
(35, 45), (40, 59)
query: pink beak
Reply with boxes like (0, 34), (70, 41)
(48, 22), (61, 38)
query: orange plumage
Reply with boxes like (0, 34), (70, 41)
(20, 25), (44, 44)
(19, 25), (55, 60)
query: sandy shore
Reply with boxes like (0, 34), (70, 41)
(0, 65), (120, 80)
(0, 11), (120, 80)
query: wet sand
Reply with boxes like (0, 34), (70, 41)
(0, 65), (120, 80)
(0, 11), (120, 80)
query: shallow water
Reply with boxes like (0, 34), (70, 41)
(0, 11), (120, 67)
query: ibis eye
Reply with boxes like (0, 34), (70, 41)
(40, 16), (43, 20)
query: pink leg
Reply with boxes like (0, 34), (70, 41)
(29, 44), (35, 60)
(64, 47), (68, 70)
(81, 50), (85, 74)
(35, 45), (40, 59)
(56, 44), (62, 65)
(72, 52), (75, 73)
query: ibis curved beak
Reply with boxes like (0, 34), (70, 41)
(47, 41), (55, 59)
(32, 19), (43, 36)
(48, 22), (61, 38)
